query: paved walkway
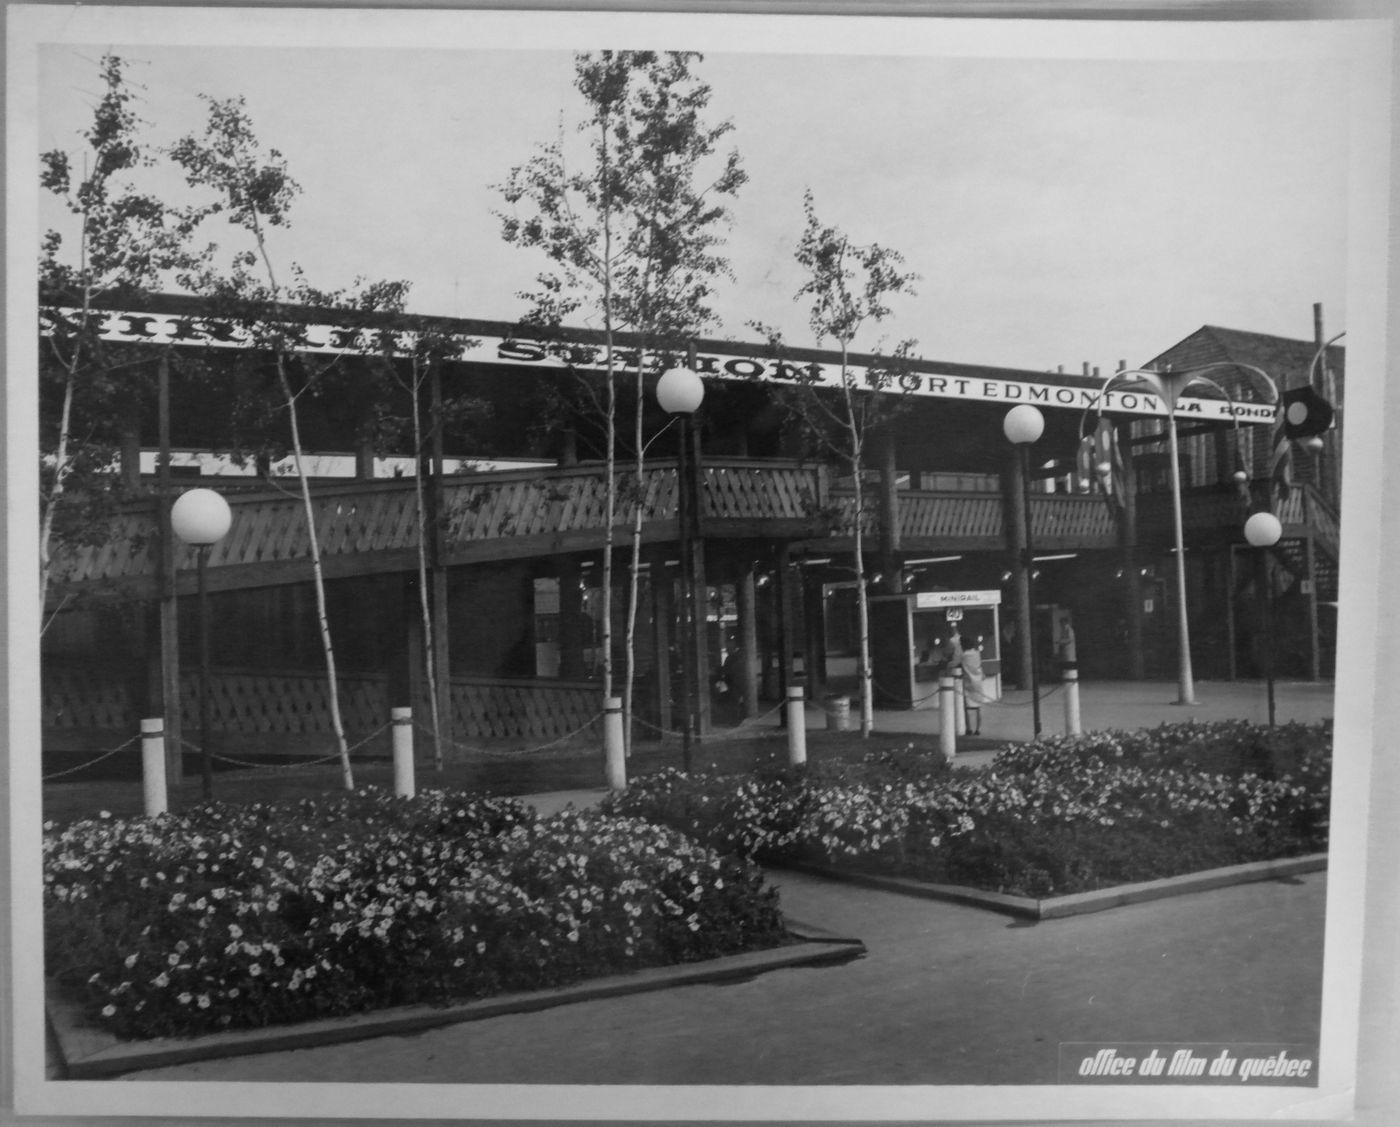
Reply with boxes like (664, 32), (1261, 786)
(84, 677), (1332, 1087)
(811, 676), (1335, 744)
(120, 867), (1326, 1085)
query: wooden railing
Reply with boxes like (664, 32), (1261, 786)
(50, 459), (833, 597)
(822, 488), (1118, 549)
(43, 662), (609, 756)
(53, 460), (1338, 600)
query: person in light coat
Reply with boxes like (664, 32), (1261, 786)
(959, 635), (986, 735)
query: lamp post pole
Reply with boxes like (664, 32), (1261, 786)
(171, 488), (232, 801)
(1244, 511), (1283, 726)
(1082, 363), (1279, 706)
(1004, 405), (1044, 738)
(196, 544), (214, 798)
(1164, 410), (1195, 704)
(657, 363), (705, 773)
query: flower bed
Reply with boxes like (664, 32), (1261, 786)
(43, 790), (788, 1040)
(602, 721), (1331, 899)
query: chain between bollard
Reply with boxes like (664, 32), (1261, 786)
(41, 736), (139, 782)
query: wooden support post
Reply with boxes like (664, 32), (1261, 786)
(803, 567), (827, 697)
(558, 554), (586, 681)
(648, 549), (674, 733)
(1117, 422), (1146, 680)
(688, 421), (712, 738)
(876, 430), (903, 595)
(1305, 535), (1321, 682)
(1225, 545), (1238, 681)
(737, 559), (760, 719)
(1001, 452), (1033, 692)
(775, 543), (797, 717)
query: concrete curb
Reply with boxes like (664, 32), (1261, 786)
(47, 924), (865, 1079)
(778, 852), (1328, 920)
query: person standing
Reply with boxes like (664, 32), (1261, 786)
(960, 635), (985, 735)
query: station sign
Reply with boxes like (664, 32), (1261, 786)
(45, 307), (1279, 424)
(915, 590), (1002, 609)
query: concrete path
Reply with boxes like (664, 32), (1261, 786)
(121, 867), (1325, 1086)
(809, 677), (1335, 745)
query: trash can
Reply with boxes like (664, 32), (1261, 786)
(825, 695), (852, 732)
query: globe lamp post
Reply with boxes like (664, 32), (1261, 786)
(1243, 510), (1283, 726)
(1081, 363), (1278, 706)
(171, 488), (233, 799)
(656, 363), (705, 771)
(1003, 403), (1044, 738)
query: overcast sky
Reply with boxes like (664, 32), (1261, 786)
(28, 9), (1361, 375)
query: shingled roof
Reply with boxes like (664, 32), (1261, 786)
(1143, 324), (1345, 402)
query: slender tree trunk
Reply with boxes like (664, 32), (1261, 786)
(39, 368), (77, 619)
(411, 361), (445, 769)
(841, 342), (875, 736)
(39, 264), (92, 620)
(623, 345), (649, 755)
(252, 218), (354, 789)
(279, 361), (354, 789)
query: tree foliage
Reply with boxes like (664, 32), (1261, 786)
(171, 93), (408, 790)
(755, 190), (921, 736)
(496, 51), (745, 735)
(38, 54), (208, 611)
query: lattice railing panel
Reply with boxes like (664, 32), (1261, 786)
(449, 679), (600, 742)
(703, 463), (824, 521)
(43, 666), (131, 729)
(1029, 495), (1118, 543)
(900, 493), (1006, 540)
(180, 669), (390, 734)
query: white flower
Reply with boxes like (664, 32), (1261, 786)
(101, 1004), (117, 1017)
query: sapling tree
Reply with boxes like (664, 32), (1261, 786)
(171, 94), (405, 790)
(363, 294), (491, 771)
(497, 50), (745, 744)
(39, 53), (207, 619)
(754, 190), (920, 736)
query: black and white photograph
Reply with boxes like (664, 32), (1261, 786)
(4, 2), (1397, 1122)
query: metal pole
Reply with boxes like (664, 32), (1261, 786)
(677, 415), (695, 772)
(1262, 552), (1277, 726)
(197, 545), (214, 800)
(1020, 445), (1042, 737)
(1166, 413), (1196, 704)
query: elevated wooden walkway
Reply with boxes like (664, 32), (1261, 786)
(48, 457), (1335, 601)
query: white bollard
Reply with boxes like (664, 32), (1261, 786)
(603, 697), (627, 790)
(1062, 663), (1082, 737)
(141, 718), (168, 816)
(786, 685), (807, 766)
(953, 668), (967, 736)
(392, 707), (415, 797)
(939, 674), (957, 763)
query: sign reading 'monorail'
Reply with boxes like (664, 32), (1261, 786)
(46, 308), (1279, 424)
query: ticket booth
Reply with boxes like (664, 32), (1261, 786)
(870, 590), (1003, 709)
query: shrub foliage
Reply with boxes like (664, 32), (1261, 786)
(603, 721), (1331, 900)
(43, 790), (787, 1040)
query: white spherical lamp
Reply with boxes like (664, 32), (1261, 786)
(1002, 403), (1045, 446)
(1243, 511), (1283, 549)
(1232, 469), (1249, 484)
(656, 366), (705, 415)
(171, 488), (233, 547)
